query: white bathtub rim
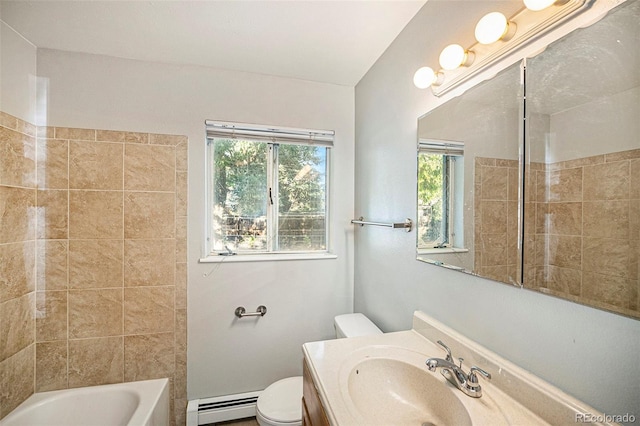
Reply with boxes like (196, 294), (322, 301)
(0, 378), (169, 426)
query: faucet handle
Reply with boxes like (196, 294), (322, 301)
(468, 366), (492, 384)
(436, 340), (453, 362)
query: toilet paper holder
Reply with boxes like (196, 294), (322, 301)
(235, 305), (267, 318)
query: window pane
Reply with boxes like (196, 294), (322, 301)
(212, 139), (268, 251)
(418, 153), (445, 248)
(277, 145), (327, 251)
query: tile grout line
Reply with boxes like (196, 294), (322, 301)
(122, 136), (126, 383)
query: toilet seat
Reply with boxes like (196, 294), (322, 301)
(256, 376), (303, 426)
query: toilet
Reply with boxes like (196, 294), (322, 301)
(255, 313), (382, 426)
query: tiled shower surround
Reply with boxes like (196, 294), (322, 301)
(527, 150), (640, 319)
(475, 151), (640, 319)
(474, 157), (520, 285)
(0, 111), (188, 424)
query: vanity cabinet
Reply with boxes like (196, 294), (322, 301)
(302, 312), (616, 425)
(302, 359), (329, 426)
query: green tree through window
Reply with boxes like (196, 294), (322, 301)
(418, 152), (446, 247)
(211, 138), (328, 253)
(417, 139), (463, 250)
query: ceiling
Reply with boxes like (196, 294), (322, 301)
(0, 0), (426, 86)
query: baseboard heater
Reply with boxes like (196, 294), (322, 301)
(186, 390), (262, 425)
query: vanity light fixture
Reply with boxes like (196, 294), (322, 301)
(413, 0), (590, 95)
(439, 44), (475, 70)
(523, 0), (557, 11)
(413, 67), (444, 89)
(474, 12), (517, 45)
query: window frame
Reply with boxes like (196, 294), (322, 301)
(417, 139), (464, 251)
(202, 121), (334, 261)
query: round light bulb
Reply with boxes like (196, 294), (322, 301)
(524, 0), (556, 11)
(413, 67), (436, 89)
(439, 44), (474, 70)
(475, 12), (511, 44)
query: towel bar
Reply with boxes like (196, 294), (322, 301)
(351, 217), (412, 232)
(235, 305), (267, 318)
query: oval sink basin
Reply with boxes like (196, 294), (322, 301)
(346, 358), (472, 426)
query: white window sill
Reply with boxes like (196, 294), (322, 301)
(416, 256), (467, 271)
(199, 252), (337, 263)
(417, 247), (469, 255)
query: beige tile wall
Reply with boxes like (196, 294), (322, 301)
(0, 111), (188, 425)
(475, 151), (639, 319)
(530, 149), (640, 319)
(0, 111), (37, 419)
(474, 157), (520, 285)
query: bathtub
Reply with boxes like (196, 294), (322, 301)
(0, 378), (169, 426)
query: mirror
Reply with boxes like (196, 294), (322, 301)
(417, 0), (639, 319)
(417, 62), (523, 285)
(524, 0), (639, 319)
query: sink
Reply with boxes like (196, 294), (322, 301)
(305, 315), (612, 426)
(344, 357), (472, 426)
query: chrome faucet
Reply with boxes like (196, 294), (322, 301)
(425, 340), (491, 398)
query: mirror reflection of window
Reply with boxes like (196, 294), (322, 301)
(415, 0), (637, 319)
(417, 140), (464, 250)
(417, 62), (522, 282)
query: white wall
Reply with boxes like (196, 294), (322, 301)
(0, 20), (37, 122)
(35, 49), (355, 399)
(550, 86), (640, 162)
(354, 0), (640, 419)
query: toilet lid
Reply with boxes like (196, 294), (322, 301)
(257, 376), (303, 423)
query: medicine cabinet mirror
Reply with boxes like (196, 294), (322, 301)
(417, 0), (639, 319)
(523, 0), (639, 319)
(417, 61), (523, 286)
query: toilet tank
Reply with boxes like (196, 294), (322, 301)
(334, 313), (382, 338)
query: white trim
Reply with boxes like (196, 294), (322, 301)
(416, 256), (467, 271)
(267, 144), (277, 251)
(417, 247), (469, 255)
(199, 252), (338, 263)
(205, 135), (331, 257)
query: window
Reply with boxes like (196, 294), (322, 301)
(206, 121), (333, 255)
(417, 139), (464, 250)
